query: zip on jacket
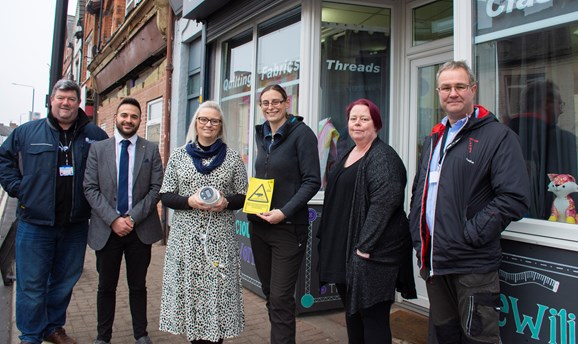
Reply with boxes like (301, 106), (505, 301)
(422, 117), (468, 276)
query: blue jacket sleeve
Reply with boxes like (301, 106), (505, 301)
(0, 129), (22, 198)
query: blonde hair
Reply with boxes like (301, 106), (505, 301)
(185, 100), (227, 143)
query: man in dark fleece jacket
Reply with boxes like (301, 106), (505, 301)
(409, 61), (529, 344)
(0, 79), (108, 344)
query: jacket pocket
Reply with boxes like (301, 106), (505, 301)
(26, 143), (55, 153)
(23, 143), (56, 171)
(19, 143), (56, 217)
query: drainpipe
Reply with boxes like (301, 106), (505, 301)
(91, 0), (104, 124)
(49, 0), (69, 100)
(201, 23), (207, 102)
(161, 5), (174, 244)
(93, 92), (100, 124)
(97, 0), (103, 53)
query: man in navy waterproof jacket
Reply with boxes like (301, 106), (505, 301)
(409, 61), (530, 344)
(0, 79), (108, 344)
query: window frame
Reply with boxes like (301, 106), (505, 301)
(473, 0), (578, 243)
(211, 0), (398, 201)
(213, 1), (302, 179)
(146, 97), (163, 144)
(183, 37), (203, 144)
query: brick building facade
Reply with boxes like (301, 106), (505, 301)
(79, 0), (170, 161)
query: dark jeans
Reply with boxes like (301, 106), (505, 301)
(426, 271), (501, 344)
(249, 222), (307, 344)
(95, 230), (152, 342)
(336, 283), (393, 344)
(15, 220), (88, 344)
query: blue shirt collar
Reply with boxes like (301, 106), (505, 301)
(441, 107), (479, 128)
(263, 115), (295, 138)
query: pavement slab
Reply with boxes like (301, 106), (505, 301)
(8, 240), (424, 344)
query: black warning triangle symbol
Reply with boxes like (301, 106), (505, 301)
(248, 184), (269, 203)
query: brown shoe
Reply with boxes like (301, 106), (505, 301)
(44, 328), (77, 344)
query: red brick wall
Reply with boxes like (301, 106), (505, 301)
(96, 61), (168, 164)
(101, 0), (113, 43)
(111, 2), (126, 33)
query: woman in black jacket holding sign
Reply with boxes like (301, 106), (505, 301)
(248, 84), (321, 344)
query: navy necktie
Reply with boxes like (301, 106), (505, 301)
(117, 139), (130, 215)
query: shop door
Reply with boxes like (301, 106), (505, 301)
(407, 52), (452, 309)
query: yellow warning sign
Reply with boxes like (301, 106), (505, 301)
(243, 177), (274, 214)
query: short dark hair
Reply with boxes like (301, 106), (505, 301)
(522, 79), (560, 110)
(260, 84), (288, 102)
(116, 97), (142, 114)
(51, 79), (81, 100)
(345, 98), (383, 131)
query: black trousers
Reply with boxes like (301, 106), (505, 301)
(336, 283), (393, 344)
(426, 271), (501, 344)
(95, 230), (152, 342)
(249, 222), (307, 344)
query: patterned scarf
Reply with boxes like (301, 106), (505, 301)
(185, 139), (227, 174)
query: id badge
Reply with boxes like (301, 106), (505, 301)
(59, 165), (74, 177)
(429, 170), (440, 184)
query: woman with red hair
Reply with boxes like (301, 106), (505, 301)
(317, 98), (416, 344)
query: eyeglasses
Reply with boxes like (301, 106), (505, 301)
(197, 117), (222, 126)
(437, 84), (473, 94)
(549, 98), (566, 111)
(260, 99), (285, 107)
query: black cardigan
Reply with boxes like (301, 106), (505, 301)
(345, 138), (416, 313)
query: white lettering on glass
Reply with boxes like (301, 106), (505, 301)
(222, 73), (251, 92)
(485, 0), (551, 18)
(258, 60), (300, 81)
(326, 60), (381, 73)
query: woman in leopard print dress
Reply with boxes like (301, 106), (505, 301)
(159, 101), (248, 344)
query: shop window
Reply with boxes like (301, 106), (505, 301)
(256, 9), (301, 120)
(319, 2), (391, 189)
(219, 8), (301, 169)
(256, 8), (301, 91)
(412, 0), (453, 46)
(183, 38), (202, 145)
(416, 64), (444, 164)
(220, 31), (254, 167)
(477, 16), (578, 221)
(146, 98), (162, 145)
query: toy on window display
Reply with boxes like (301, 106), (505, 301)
(547, 173), (578, 224)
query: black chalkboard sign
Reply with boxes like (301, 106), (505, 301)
(499, 239), (577, 343)
(235, 206), (343, 314)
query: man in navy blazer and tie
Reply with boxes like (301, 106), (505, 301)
(83, 97), (163, 344)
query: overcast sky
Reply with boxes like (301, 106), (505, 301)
(0, 0), (77, 126)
